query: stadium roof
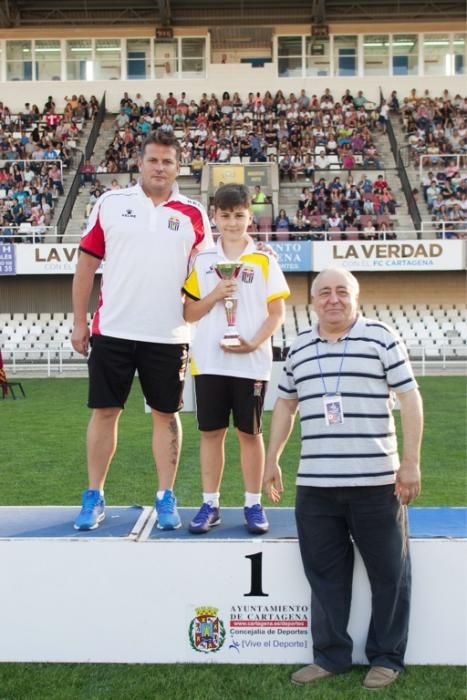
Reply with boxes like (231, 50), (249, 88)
(0, 0), (465, 27)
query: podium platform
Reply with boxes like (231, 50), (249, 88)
(0, 506), (465, 665)
(0, 505), (147, 539)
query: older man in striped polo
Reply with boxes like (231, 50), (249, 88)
(264, 267), (423, 690)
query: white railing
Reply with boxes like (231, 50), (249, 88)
(4, 346), (86, 377)
(421, 220), (467, 239)
(407, 346), (467, 375)
(418, 153), (466, 180)
(4, 344), (465, 378)
(0, 225), (57, 242)
(0, 228), (461, 244)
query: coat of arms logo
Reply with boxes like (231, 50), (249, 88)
(189, 606), (226, 653)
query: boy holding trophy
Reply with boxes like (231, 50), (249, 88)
(183, 184), (289, 534)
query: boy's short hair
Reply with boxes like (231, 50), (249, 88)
(214, 183), (251, 210)
(141, 128), (180, 160)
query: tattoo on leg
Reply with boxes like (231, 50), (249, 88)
(169, 417), (180, 468)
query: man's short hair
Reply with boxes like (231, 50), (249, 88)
(311, 267), (360, 297)
(141, 129), (180, 160)
(214, 183), (251, 211)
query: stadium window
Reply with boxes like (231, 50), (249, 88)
(153, 38), (178, 78)
(277, 36), (303, 77)
(180, 38), (205, 78)
(34, 40), (61, 81)
(423, 34), (450, 76)
(305, 36), (330, 77)
(453, 33), (465, 75)
(391, 34), (418, 75)
(94, 39), (122, 80)
(6, 40), (32, 81)
(363, 35), (389, 76)
(333, 35), (358, 77)
(66, 39), (93, 81)
(127, 38), (150, 80)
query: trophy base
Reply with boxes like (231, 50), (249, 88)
(221, 336), (241, 347)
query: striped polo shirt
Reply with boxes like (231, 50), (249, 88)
(80, 182), (212, 344)
(278, 316), (418, 487)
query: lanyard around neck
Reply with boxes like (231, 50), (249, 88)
(315, 321), (356, 395)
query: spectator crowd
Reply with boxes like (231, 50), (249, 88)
(393, 87), (467, 238)
(96, 88), (384, 178)
(0, 94), (99, 242)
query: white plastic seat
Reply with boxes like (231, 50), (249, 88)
(423, 345), (441, 358)
(413, 321), (426, 333)
(432, 309), (446, 321)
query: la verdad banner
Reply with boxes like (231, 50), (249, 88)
(312, 239), (465, 271)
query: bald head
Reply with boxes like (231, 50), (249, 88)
(311, 268), (360, 337)
(311, 268), (359, 298)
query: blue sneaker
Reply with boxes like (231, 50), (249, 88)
(244, 504), (269, 534)
(189, 502), (221, 534)
(155, 490), (181, 530)
(74, 489), (105, 530)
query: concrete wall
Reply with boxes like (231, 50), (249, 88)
(1, 270), (465, 314)
(0, 73), (465, 114)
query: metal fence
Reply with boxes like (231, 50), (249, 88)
(4, 345), (465, 378)
(0, 224), (56, 242)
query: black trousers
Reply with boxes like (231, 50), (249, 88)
(295, 484), (411, 673)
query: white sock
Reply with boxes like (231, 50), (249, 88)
(157, 489), (170, 500)
(245, 492), (261, 507)
(99, 490), (104, 497)
(203, 492), (220, 508)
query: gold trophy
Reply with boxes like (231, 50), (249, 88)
(214, 261), (243, 346)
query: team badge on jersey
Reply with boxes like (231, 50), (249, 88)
(122, 208), (136, 218)
(241, 267), (255, 284)
(168, 216), (180, 231)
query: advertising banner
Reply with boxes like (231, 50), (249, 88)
(0, 243), (16, 275)
(13, 243), (312, 275)
(12, 240), (465, 275)
(269, 241), (312, 272)
(312, 240), (465, 272)
(14, 244), (102, 275)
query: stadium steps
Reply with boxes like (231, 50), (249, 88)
(62, 188), (92, 244)
(89, 114), (118, 165)
(47, 119), (93, 236)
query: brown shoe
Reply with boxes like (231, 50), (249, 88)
(291, 663), (333, 685)
(363, 666), (400, 689)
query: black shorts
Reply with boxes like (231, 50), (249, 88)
(194, 374), (267, 435)
(88, 334), (188, 412)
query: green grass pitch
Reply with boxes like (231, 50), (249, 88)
(0, 375), (465, 699)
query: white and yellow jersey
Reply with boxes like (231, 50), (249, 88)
(183, 237), (290, 380)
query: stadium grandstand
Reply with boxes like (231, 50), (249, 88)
(0, 0), (465, 379)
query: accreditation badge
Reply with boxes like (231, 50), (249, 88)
(323, 393), (344, 426)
